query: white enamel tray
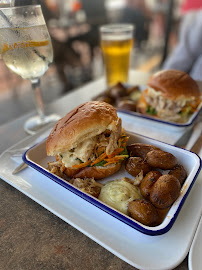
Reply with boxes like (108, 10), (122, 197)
(23, 132), (201, 236)
(98, 84), (202, 132)
(0, 131), (202, 269)
(118, 103), (201, 132)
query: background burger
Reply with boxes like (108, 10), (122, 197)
(137, 70), (201, 123)
(46, 101), (128, 180)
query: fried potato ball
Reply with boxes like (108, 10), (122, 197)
(150, 175), (181, 209)
(109, 82), (126, 99)
(140, 170), (162, 199)
(116, 100), (137, 111)
(125, 157), (152, 177)
(127, 143), (160, 159)
(95, 94), (114, 105)
(126, 85), (140, 96)
(146, 150), (178, 170)
(169, 164), (187, 186)
(128, 199), (159, 226)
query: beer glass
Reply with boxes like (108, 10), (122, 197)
(0, 5), (60, 134)
(100, 24), (134, 86)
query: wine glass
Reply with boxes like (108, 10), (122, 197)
(0, 5), (61, 134)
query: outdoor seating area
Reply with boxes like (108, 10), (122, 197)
(0, 1), (201, 270)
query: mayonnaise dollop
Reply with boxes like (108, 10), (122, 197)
(98, 179), (142, 215)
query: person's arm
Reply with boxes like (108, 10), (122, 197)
(162, 11), (202, 74)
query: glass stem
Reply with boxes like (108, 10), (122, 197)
(31, 79), (46, 121)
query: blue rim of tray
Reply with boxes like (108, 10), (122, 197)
(117, 103), (202, 128)
(22, 133), (202, 236)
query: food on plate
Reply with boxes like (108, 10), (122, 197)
(46, 101), (129, 180)
(92, 70), (201, 124)
(127, 143), (160, 159)
(96, 95), (114, 105)
(146, 150), (178, 170)
(98, 178), (142, 215)
(125, 143), (187, 222)
(125, 157), (151, 177)
(128, 199), (159, 226)
(93, 82), (142, 108)
(109, 82), (126, 99)
(137, 69), (201, 123)
(169, 164), (187, 186)
(150, 175), (181, 209)
(97, 142), (186, 226)
(47, 115), (188, 227)
(69, 178), (103, 198)
(116, 100), (137, 111)
(126, 85), (141, 97)
(140, 170), (162, 200)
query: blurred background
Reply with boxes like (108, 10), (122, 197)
(0, 0), (197, 124)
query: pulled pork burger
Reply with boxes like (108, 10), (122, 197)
(46, 101), (129, 180)
(137, 70), (201, 123)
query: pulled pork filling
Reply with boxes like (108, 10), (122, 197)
(69, 178), (103, 198)
(58, 118), (123, 167)
(144, 87), (198, 122)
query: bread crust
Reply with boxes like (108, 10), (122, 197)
(148, 70), (200, 100)
(64, 162), (122, 180)
(46, 101), (118, 156)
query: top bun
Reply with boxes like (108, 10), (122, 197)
(46, 101), (119, 156)
(148, 70), (200, 100)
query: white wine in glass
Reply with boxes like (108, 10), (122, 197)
(0, 5), (60, 134)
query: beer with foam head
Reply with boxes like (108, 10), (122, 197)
(100, 24), (134, 86)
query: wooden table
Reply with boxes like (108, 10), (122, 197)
(0, 71), (200, 270)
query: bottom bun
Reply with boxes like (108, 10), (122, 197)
(64, 163), (122, 180)
(64, 167), (81, 178)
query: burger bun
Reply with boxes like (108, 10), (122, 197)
(148, 69), (200, 100)
(46, 101), (119, 156)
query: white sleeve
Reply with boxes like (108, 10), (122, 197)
(162, 11), (202, 75)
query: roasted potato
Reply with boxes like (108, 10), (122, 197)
(125, 157), (151, 177)
(126, 85), (140, 96)
(95, 95), (114, 105)
(109, 82), (126, 99)
(116, 100), (137, 111)
(127, 143), (160, 159)
(128, 199), (159, 226)
(146, 150), (178, 170)
(169, 164), (187, 186)
(140, 170), (162, 199)
(156, 208), (170, 224)
(150, 175), (181, 209)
